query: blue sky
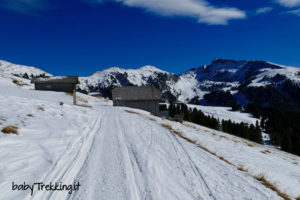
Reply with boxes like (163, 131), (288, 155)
(0, 0), (300, 76)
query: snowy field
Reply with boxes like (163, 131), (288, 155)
(187, 104), (259, 125)
(0, 73), (300, 200)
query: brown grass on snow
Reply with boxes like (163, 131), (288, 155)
(1, 125), (18, 135)
(37, 107), (45, 111)
(255, 174), (290, 200)
(12, 79), (29, 86)
(27, 114), (33, 117)
(260, 150), (271, 154)
(162, 123), (293, 199)
(125, 110), (139, 114)
(77, 96), (88, 103)
(237, 166), (248, 172)
(65, 93), (89, 103)
(296, 196), (300, 200)
(161, 123), (233, 165)
(162, 123), (292, 199)
(76, 104), (92, 108)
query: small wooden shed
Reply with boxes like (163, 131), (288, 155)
(31, 76), (79, 105)
(112, 86), (161, 114)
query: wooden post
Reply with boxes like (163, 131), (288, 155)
(73, 85), (76, 105)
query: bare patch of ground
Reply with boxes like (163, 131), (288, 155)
(1, 125), (18, 135)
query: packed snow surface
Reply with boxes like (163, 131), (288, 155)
(0, 73), (300, 200)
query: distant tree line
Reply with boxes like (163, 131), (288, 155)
(245, 103), (300, 156)
(203, 90), (237, 107)
(163, 103), (262, 144)
(222, 120), (262, 144)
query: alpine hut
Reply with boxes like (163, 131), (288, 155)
(31, 76), (79, 105)
(112, 86), (161, 114)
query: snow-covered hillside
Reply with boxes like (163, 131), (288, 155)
(0, 67), (300, 200)
(0, 60), (51, 78)
(187, 104), (258, 124)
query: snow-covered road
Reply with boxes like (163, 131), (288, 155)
(58, 107), (281, 200)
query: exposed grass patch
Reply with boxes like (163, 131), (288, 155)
(77, 96), (88, 103)
(1, 125), (18, 135)
(218, 156), (234, 165)
(149, 118), (156, 121)
(260, 150), (271, 154)
(161, 123), (233, 165)
(247, 143), (254, 147)
(65, 93), (88, 103)
(27, 114), (34, 117)
(90, 94), (102, 98)
(12, 79), (29, 86)
(76, 104), (92, 108)
(37, 107), (45, 111)
(255, 174), (290, 200)
(161, 123), (172, 130)
(125, 110), (139, 115)
(237, 166), (248, 172)
(296, 196), (300, 200)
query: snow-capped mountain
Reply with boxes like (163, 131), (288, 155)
(0, 60), (52, 78)
(78, 59), (300, 108)
(2, 58), (300, 108)
(78, 65), (179, 100)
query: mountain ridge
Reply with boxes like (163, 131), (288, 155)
(1, 59), (300, 109)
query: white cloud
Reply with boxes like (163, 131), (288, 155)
(276, 0), (300, 7)
(89, 0), (246, 25)
(255, 7), (273, 15)
(286, 8), (300, 15)
(0, 0), (47, 14)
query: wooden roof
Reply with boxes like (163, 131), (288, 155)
(31, 76), (79, 84)
(112, 86), (161, 101)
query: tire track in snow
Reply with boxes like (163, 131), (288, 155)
(120, 113), (215, 200)
(163, 128), (217, 200)
(65, 108), (282, 200)
(118, 114), (157, 200)
(117, 116), (142, 200)
(26, 112), (104, 200)
(71, 109), (145, 200)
